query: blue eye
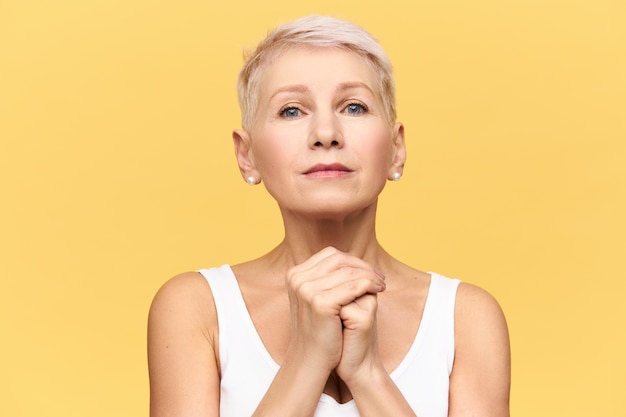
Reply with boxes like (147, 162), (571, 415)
(280, 106), (301, 118)
(345, 102), (367, 115)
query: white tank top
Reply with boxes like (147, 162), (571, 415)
(199, 265), (460, 417)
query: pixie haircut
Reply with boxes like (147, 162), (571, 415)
(237, 15), (397, 130)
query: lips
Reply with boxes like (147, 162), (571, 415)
(303, 163), (353, 176)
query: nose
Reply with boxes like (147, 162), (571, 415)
(308, 111), (344, 149)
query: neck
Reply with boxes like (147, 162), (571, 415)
(266, 201), (390, 270)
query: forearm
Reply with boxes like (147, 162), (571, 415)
(252, 356), (329, 417)
(348, 367), (417, 417)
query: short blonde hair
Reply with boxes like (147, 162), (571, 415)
(237, 15), (397, 130)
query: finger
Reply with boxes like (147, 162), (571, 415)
(288, 250), (383, 294)
(293, 246), (380, 277)
(290, 246), (341, 273)
(299, 253), (382, 287)
(339, 294), (378, 330)
(298, 253), (384, 294)
(305, 273), (384, 312)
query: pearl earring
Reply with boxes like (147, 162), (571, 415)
(392, 172), (402, 181)
(246, 176), (256, 185)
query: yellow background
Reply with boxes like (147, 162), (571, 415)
(1, 0), (624, 415)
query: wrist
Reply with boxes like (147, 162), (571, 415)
(340, 359), (387, 393)
(284, 343), (338, 377)
(343, 366), (418, 417)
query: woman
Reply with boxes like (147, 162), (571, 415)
(148, 15), (510, 417)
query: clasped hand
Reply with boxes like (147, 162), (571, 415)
(285, 247), (386, 385)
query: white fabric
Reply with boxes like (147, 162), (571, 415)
(199, 265), (460, 417)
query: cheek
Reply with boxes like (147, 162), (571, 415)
(251, 135), (294, 179)
(362, 127), (395, 167)
(253, 151), (278, 180)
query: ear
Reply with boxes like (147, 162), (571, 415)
(233, 129), (261, 184)
(388, 122), (407, 180)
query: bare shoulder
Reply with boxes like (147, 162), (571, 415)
(148, 272), (220, 417)
(150, 271), (214, 306)
(450, 282), (511, 416)
(455, 282), (508, 327)
(148, 271), (219, 357)
(149, 271), (216, 331)
(454, 282), (509, 359)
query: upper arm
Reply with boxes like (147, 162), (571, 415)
(147, 272), (220, 417)
(449, 283), (511, 417)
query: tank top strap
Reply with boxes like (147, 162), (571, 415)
(198, 265), (273, 363)
(197, 265), (280, 416)
(424, 273), (461, 373)
(198, 264), (247, 327)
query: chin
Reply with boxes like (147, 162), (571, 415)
(283, 196), (379, 220)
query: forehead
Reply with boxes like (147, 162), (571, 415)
(257, 47), (379, 99)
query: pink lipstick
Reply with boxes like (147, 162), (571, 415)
(303, 163), (353, 178)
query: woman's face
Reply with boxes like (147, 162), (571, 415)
(235, 47), (405, 219)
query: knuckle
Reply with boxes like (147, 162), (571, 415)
(299, 280), (314, 298)
(287, 270), (305, 290)
(286, 266), (298, 279)
(310, 293), (327, 311)
(323, 246), (339, 254)
(355, 279), (371, 295)
(340, 266), (355, 278)
(328, 251), (349, 266)
(286, 278), (299, 294)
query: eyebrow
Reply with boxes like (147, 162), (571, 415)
(269, 85), (310, 101)
(335, 81), (376, 96)
(269, 81), (375, 101)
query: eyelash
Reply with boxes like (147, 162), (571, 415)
(278, 101), (369, 118)
(279, 105), (302, 118)
(344, 101), (368, 114)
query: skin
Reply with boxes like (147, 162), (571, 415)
(148, 47), (511, 417)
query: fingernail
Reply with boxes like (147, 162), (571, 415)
(375, 269), (386, 280)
